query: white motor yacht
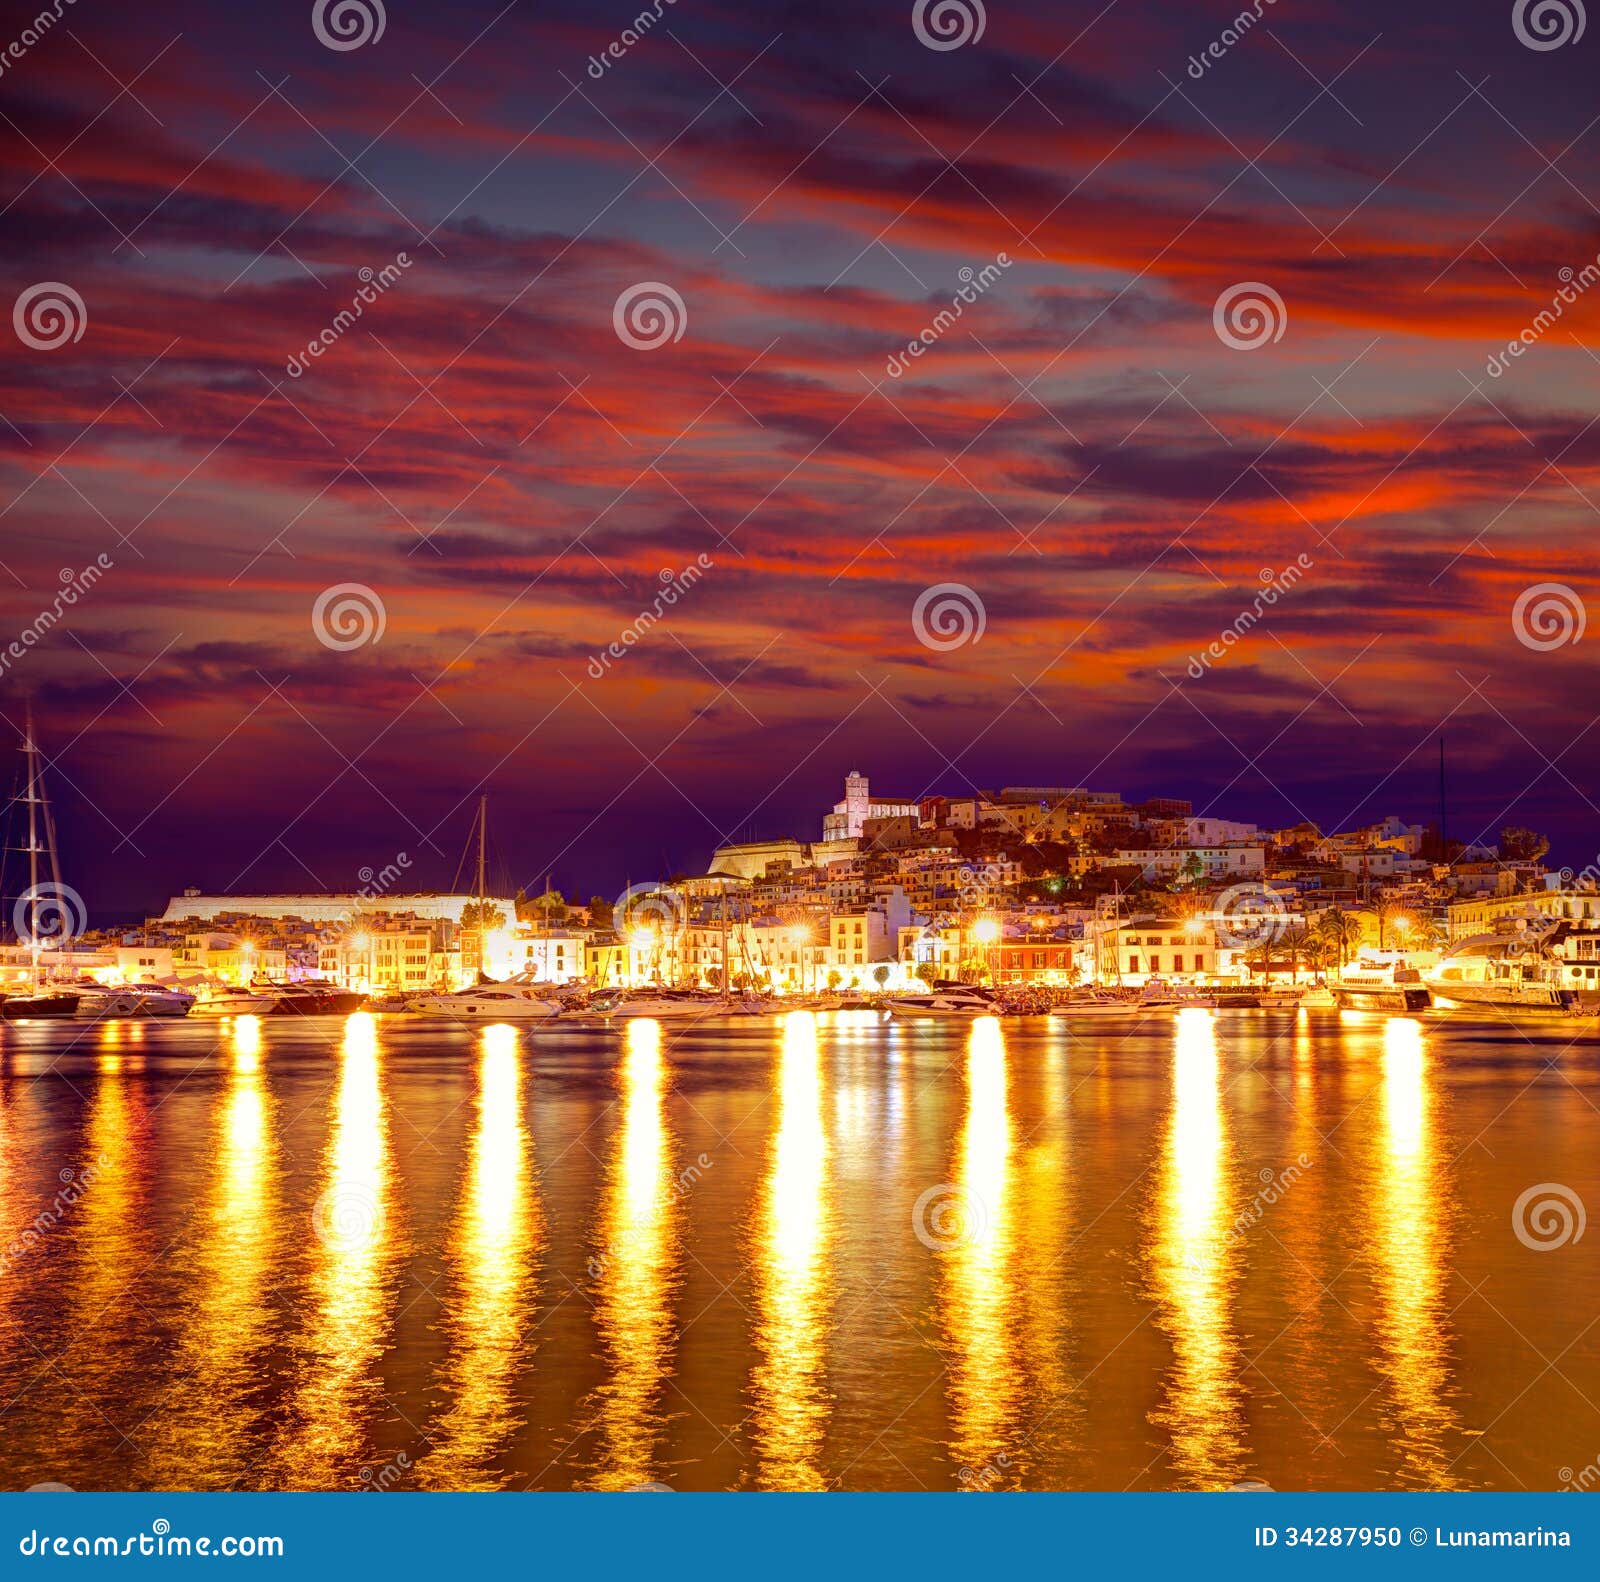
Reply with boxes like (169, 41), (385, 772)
(1049, 989), (1140, 1020)
(192, 988), (285, 1015)
(889, 985), (1000, 1019)
(73, 982), (193, 1019)
(407, 983), (562, 1019)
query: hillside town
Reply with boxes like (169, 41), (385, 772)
(8, 771), (1600, 1009)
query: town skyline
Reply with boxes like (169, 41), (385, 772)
(3, 0), (1597, 918)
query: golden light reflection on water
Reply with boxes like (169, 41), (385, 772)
(589, 1018), (679, 1490)
(1150, 1008), (1246, 1488)
(943, 1015), (1019, 1484)
(749, 1009), (833, 1490)
(1374, 1017), (1460, 1487)
(143, 1014), (278, 1487)
(278, 1011), (396, 1487)
(420, 1023), (539, 1489)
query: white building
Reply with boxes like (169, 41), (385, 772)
(822, 771), (920, 841)
(159, 890), (516, 926)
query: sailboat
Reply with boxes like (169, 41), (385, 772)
(1, 710), (81, 1020)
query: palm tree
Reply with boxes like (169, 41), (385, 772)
(1314, 909), (1361, 974)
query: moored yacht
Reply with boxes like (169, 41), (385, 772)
(407, 982), (561, 1019)
(1426, 931), (1576, 1013)
(1332, 950), (1433, 1013)
(73, 982), (193, 1019)
(889, 984), (1000, 1019)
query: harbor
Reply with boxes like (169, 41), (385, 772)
(0, 1005), (1595, 1492)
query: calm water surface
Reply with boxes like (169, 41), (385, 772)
(1, 1007), (1597, 1492)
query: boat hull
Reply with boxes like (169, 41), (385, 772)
(1426, 982), (1574, 1011)
(1332, 986), (1432, 1012)
(0, 994), (82, 1020)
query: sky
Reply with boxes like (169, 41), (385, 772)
(1, 0), (1598, 917)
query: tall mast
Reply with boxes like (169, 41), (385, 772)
(25, 709), (39, 989)
(477, 795), (488, 914)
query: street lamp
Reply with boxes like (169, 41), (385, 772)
(973, 916), (1000, 985)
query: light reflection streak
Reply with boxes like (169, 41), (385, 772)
(144, 1013), (278, 1487)
(1150, 1008), (1246, 1488)
(749, 1010), (832, 1490)
(1374, 1017), (1459, 1487)
(943, 1015), (1019, 1485)
(420, 1023), (539, 1489)
(278, 1011), (396, 1486)
(590, 1018), (678, 1490)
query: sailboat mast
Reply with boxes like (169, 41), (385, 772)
(22, 708), (42, 988)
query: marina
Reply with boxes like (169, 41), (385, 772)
(0, 1006), (1595, 1492)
